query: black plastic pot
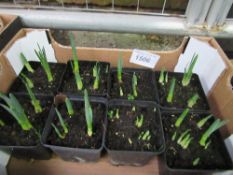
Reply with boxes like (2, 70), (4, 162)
(109, 68), (157, 102)
(105, 100), (165, 166)
(0, 94), (53, 160)
(155, 71), (209, 112)
(9, 61), (66, 96)
(58, 60), (110, 98)
(158, 153), (233, 175)
(159, 111), (233, 174)
(42, 95), (107, 162)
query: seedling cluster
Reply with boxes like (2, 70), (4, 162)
(51, 89), (95, 139)
(21, 74), (42, 114)
(158, 53), (201, 110)
(35, 44), (53, 82)
(13, 44), (58, 114)
(0, 93), (40, 137)
(69, 32), (108, 94)
(107, 103), (158, 152)
(116, 57), (141, 101)
(170, 109), (228, 166)
(157, 53), (230, 169)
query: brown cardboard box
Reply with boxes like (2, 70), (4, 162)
(0, 28), (233, 135)
(0, 14), (22, 52)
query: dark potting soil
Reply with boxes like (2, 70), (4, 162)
(0, 96), (52, 146)
(9, 62), (66, 96)
(110, 69), (156, 101)
(162, 112), (232, 170)
(59, 61), (109, 97)
(46, 100), (106, 149)
(155, 72), (209, 110)
(106, 103), (164, 152)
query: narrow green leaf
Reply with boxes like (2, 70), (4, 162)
(20, 53), (34, 73)
(0, 94), (33, 131)
(165, 72), (168, 84)
(107, 110), (114, 119)
(71, 61), (83, 90)
(159, 68), (165, 85)
(0, 119), (5, 127)
(84, 89), (93, 137)
(135, 114), (144, 128)
(187, 93), (199, 108)
(115, 109), (120, 119)
(93, 63), (100, 90)
(167, 78), (176, 103)
(51, 123), (66, 139)
(197, 114), (212, 129)
(199, 119), (228, 147)
(35, 44), (53, 82)
(132, 72), (138, 97)
(138, 131), (144, 140)
(172, 131), (177, 141)
(69, 32), (79, 73)
(119, 86), (124, 97)
(55, 108), (68, 134)
(181, 135), (193, 149)
(117, 56), (123, 83)
(21, 77), (42, 113)
(204, 140), (211, 149)
(182, 53), (198, 86)
(65, 97), (74, 117)
(132, 106), (136, 112)
(0, 93), (12, 107)
(128, 138), (133, 145)
(20, 73), (34, 88)
(127, 94), (134, 100)
(142, 130), (150, 141)
(175, 108), (190, 128)
(193, 157), (200, 166)
(93, 62), (98, 77)
(105, 65), (109, 74)
(177, 129), (191, 144)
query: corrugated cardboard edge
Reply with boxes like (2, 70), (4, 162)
(207, 38), (233, 135)
(0, 14), (16, 34)
(1, 28), (233, 135)
(50, 32), (188, 70)
(0, 14), (22, 52)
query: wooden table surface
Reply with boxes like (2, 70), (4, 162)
(8, 155), (161, 175)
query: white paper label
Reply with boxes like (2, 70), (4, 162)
(130, 49), (160, 68)
(5, 30), (57, 75)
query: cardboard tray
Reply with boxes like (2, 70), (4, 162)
(0, 28), (233, 136)
(0, 14), (22, 52)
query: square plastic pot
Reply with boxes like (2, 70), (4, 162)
(105, 100), (165, 166)
(155, 71), (209, 112)
(58, 60), (110, 98)
(159, 111), (233, 174)
(109, 68), (158, 102)
(0, 94), (53, 160)
(9, 61), (67, 96)
(42, 96), (107, 162)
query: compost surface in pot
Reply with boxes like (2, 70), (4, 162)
(156, 72), (209, 110)
(106, 103), (164, 152)
(110, 69), (156, 101)
(162, 112), (232, 170)
(59, 61), (109, 97)
(46, 100), (105, 149)
(0, 96), (52, 146)
(10, 62), (66, 96)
